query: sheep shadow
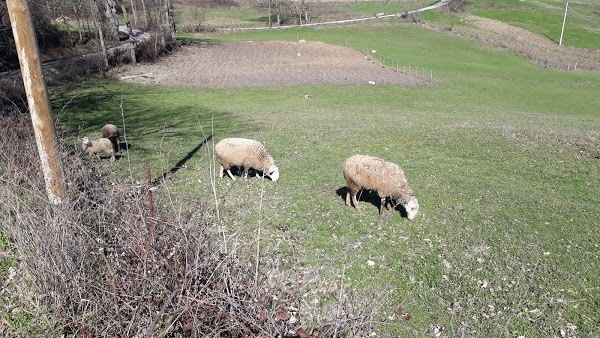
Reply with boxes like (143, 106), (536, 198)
(220, 167), (275, 181)
(151, 135), (212, 186)
(107, 143), (129, 161)
(335, 187), (409, 218)
(118, 141), (131, 152)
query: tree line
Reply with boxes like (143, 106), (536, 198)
(1, 0), (176, 72)
(0, 0), (328, 73)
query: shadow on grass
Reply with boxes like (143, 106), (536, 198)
(335, 187), (409, 218)
(52, 82), (244, 139)
(247, 16), (272, 24)
(152, 135), (212, 186)
(543, 33), (558, 45)
(118, 141), (131, 152)
(336, 186), (380, 211)
(218, 167), (275, 181)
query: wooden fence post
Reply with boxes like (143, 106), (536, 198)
(7, 0), (67, 204)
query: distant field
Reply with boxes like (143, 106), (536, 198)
(174, 0), (437, 29)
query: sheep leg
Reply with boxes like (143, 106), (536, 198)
(242, 167), (249, 180)
(226, 169), (236, 180)
(345, 191), (352, 207)
(351, 192), (360, 210)
(385, 198), (393, 210)
(379, 198), (386, 215)
(221, 164), (236, 180)
(380, 198), (397, 214)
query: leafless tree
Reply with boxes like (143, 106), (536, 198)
(165, 0), (175, 40)
(91, 0), (109, 69)
(298, 0), (309, 25)
(446, 0), (467, 13)
(103, 0), (119, 40)
(129, 0), (138, 25)
(140, 0), (152, 26)
(272, 0), (282, 26)
(120, 1), (129, 25)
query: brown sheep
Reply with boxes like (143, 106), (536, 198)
(82, 137), (115, 162)
(343, 154), (419, 220)
(101, 124), (121, 153)
(215, 138), (279, 182)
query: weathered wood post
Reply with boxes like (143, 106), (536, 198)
(7, 0), (67, 205)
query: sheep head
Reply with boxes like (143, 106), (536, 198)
(404, 194), (419, 220)
(82, 137), (92, 150)
(266, 165), (279, 182)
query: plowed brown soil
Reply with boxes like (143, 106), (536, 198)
(118, 40), (426, 88)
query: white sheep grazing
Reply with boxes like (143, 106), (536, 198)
(82, 137), (115, 162)
(343, 154), (419, 220)
(215, 137), (279, 182)
(101, 123), (121, 153)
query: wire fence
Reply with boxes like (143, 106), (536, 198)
(372, 52), (435, 84)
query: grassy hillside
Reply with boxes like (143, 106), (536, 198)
(468, 0), (600, 48)
(49, 22), (600, 336)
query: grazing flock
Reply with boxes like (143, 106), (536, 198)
(83, 125), (419, 219)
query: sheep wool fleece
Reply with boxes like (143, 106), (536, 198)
(343, 154), (417, 216)
(215, 138), (275, 173)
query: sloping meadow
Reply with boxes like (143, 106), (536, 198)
(25, 24), (600, 336)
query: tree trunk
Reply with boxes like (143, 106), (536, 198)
(72, 2), (84, 43)
(103, 0), (119, 40)
(141, 0), (152, 27)
(121, 1), (136, 63)
(157, 0), (164, 24)
(127, 22), (137, 64)
(303, 0), (309, 23)
(92, 0), (109, 69)
(97, 11), (109, 70)
(6, 0), (67, 205)
(62, 15), (72, 45)
(165, 0), (176, 40)
(275, 0), (281, 26)
(120, 2), (129, 25)
(268, 0), (272, 28)
(130, 0), (138, 25)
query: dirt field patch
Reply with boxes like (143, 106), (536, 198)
(118, 40), (426, 88)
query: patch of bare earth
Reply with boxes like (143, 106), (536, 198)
(118, 40), (426, 88)
(448, 15), (600, 71)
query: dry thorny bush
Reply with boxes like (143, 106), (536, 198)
(0, 113), (383, 337)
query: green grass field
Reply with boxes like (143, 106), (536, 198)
(50, 19), (600, 335)
(468, 0), (600, 48)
